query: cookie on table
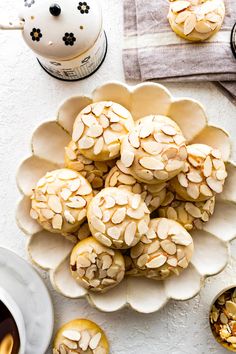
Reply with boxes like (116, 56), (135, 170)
(30, 169), (93, 234)
(158, 190), (215, 230)
(129, 218), (194, 280)
(168, 0), (225, 42)
(71, 101), (134, 161)
(120, 115), (187, 185)
(53, 318), (109, 354)
(170, 144), (227, 202)
(87, 187), (150, 249)
(65, 140), (116, 190)
(70, 237), (125, 292)
(105, 160), (167, 212)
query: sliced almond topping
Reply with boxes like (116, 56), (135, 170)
(167, 257), (178, 267)
(115, 194), (128, 206)
(65, 146), (77, 161)
(211, 149), (221, 159)
(64, 210), (75, 224)
(187, 171), (202, 183)
(146, 255), (167, 268)
(92, 103), (105, 117)
(200, 184), (213, 197)
(178, 172), (189, 187)
(108, 143), (120, 158)
(136, 169), (154, 181)
(206, 12), (221, 23)
(172, 233), (192, 246)
(62, 339), (77, 350)
(99, 114), (110, 129)
(58, 169), (78, 180)
(61, 188), (72, 201)
(121, 150), (135, 168)
(137, 254), (149, 268)
(175, 10), (191, 24)
(68, 178), (81, 192)
(102, 255), (113, 270)
(126, 207), (144, 219)
(157, 219), (169, 239)
(131, 243), (144, 259)
(216, 170), (227, 181)
(141, 141), (163, 155)
(161, 125), (177, 136)
(171, 0), (190, 13)
(92, 204), (103, 219)
(72, 121), (84, 142)
(166, 160), (184, 172)
(203, 156), (213, 177)
(195, 20), (212, 33)
(52, 214), (63, 230)
(111, 207), (127, 224)
(206, 177), (223, 193)
(138, 219), (149, 235)
(107, 110), (120, 123)
(104, 195), (116, 208)
(160, 240), (177, 255)
(77, 183), (92, 196)
(147, 240), (160, 254)
(48, 195), (62, 213)
(154, 170), (169, 180)
(91, 216), (106, 233)
(94, 137), (104, 155)
(107, 226), (121, 240)
(81, 114), (98, 127)
(118, 173), (136, 185)
(167, 207), (178, 221)
(124, 222), (137, 246)
(79, 137), (95, 150)
(66, 196), (86, 209)
(164, 147), (178, 159)
(87, 124), (103, 138)
(139, 157), (164, 170)
(77, 255), (91, 268)
(130, 194), (141, 209)
(95, 233), (112, 247)
(103, 130), (119, 145)
(187, 183), (200, 200)
(79, 331), (91, 351)
(30, 209), (39, 219)
(89, 333), (102, 350)
(129, 132), (140, 148)
(139, 125), (153, 138)
(178, 257), (189, 268)
(185, 202), (202, 218)
(103, 210), (112, 223)
(184, 13), (197, 35)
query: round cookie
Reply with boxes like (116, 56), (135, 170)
(120, 115), (187, 185)
(87, 187), (150, 249)
(70, 237), (125, 293)
(170, 144), (227, 202)
(168, 0), (225, 42)
(129, 218), (194, 280)
(105, 160), (167, 212)
(71, 101), (134, 161)
(158, 190), (215, 230)
(30, 169), (93, 234)
(53, 319), (109, 354)
(65, 140), (116, 190)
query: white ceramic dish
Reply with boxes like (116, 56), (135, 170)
(0, 247), (54, 353)
(16, 81), (236, 313)
(0, 286), (26, 354)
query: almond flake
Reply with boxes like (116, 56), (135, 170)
(104, 195), (116, 208)
(137, 254), (149, 268)
(138, 220), (149, 235)
(161, 125), (177, 136)
(187, 183), (200, 199)
(131, 243), (144, 258)
(102, 210), (112, 223)
(184, 13), (197, 35)
(125, 222), (137, 246)
(110, 123), (123, 132)
(139, 125), (153, 138)
(72, 121), (84, 142)
(206, 12), (221, 22)
(167, 257), (178, 267)
(112, 103), (130, 119)
(103, 130), (119, 145)
(139, 157), (164, 170)
(157, 219), (169, 239)
(185, 202), (202, 218)
(166, 160), (184, 172)
(41, 209), (54, 220)
(92, 204), (103, 219)
(65, 147), (77, 161)
(178, 173), (189, 187)
(118, 174), (136, 185)
(206, 177), (223, 193)
(175, 10), (191, 24)
(160, 240), (177, 255)
(62, 339), (77, 350)
(66, 196), (86, 209)
(61, 188), (72, 201)
(63, 330), (81, 341)
(187, 171), (202, 183)
(111, 207), (126, 224)
(203, 156), (213, 177)
(211, 149), (221, 159)
(167, 207), (178, 220)
(94, 137), (104, 155)
(141, 141), (163, 155)
(79, 331), (91, 351)
(48, 195), (62, 213)
(99, 114), (110, 129)
(200, 184), (213, 197)
(127, 207), (144, 219)
(216, 170), (227, 181)
(102, 255), (113, 270)
(147, 240), (160, 254)
(52, 214), (63, 230)
(146, 255), (167, 268)
(94, 347), (106, 354)
(64, 210), (75, 224)
(136, 169), (154, 181)
(172, 233), (192, 246)
(128, 132), (140, 148)
(58, 169), (78, 180)
(121, 150), (135, 168)
(178, 257), (189, 268)
(107, 111), (120, 123)
(91, 216), (106, 233)
(89, 333), (102, 350)
(154, 170), (169, 180)
(68, 179), (81, 192)
(87, 124), (103, 138)
(171, 0), (190, 13)
(107, 226), (121, 240)
(30, 209), (39, 219)
(195, 20), (212, 33)
(95, 233), (112, 247)
(108, 143), (120, 158)
(79, 137), (95, 150)
(92, 103), (105, 117)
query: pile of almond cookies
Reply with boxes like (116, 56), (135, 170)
(30, 101), (227, 294)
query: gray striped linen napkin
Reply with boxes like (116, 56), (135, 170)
(123, 0), (236, 102)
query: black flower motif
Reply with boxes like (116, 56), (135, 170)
(77, 2), (90, 14)
(63, 33), (76, 46)
(30, 28), (42, 42)
(24, 0), (35, 8)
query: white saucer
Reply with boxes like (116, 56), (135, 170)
(0, 247), (54, 354)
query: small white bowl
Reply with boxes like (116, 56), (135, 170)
(0, 287), (26, 354)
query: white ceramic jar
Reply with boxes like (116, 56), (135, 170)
(18, 0), (107, 80)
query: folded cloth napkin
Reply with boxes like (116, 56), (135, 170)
(123, 0), (236, 102)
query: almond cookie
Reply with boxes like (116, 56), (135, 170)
(53, 318), (109, 354)
(120, 115), (187, 185)
(129, 218), (194, 280)
(70, 237), (125, 292)
(170, 144), (227, 202)
(71, 101), (134, 161)
(168, 0), (225, 42)
(105, 160), (167, 212)
(30, 169), (93, 234)
(65, 140), (116, 190)
(87, 187), (150, 249)
(158, 190), (215, 230)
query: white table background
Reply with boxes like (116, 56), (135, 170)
(0, 1), (236, 353)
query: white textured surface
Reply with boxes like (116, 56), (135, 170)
(0, 1), (236, 353)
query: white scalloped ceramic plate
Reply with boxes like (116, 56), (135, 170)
(16, 81), (236, 313)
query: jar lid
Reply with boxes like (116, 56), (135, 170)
(19, 0), (103, 60)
